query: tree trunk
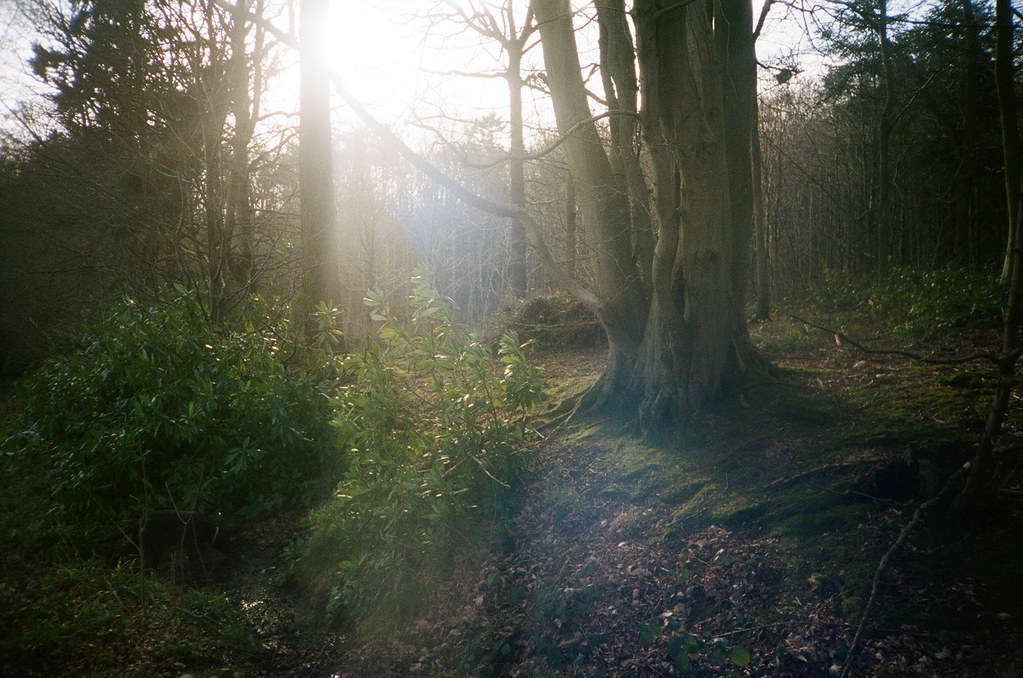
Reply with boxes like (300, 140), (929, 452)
(226, 0), (263, 294)
(565, 174), (577, 280)
(199, 7), (231, 324)
(996, 0), (1022, 283)
(596, 0), (655, 292)
(874, 0), (895, 279)
(753, 99), (771, 321)
(532, 0), (647, 350)
(299, 0), (337, 312)
(508, 44), (528, 298)
(534, 0), (765, 422)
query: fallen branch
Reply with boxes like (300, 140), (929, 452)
(762, 457), (885, 491)
(840, 464), (969, 678)
(790, 315), (1005, 366)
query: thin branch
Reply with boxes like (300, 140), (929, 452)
(762, 457), (887, 490)
(210, 0), (602, 314)
(429, 110), (639, 171)
(790, 315), (1005, 366)
(424, 67), (508, 80)
(840, 464), (969, 678)
(753, 0), (775, 43)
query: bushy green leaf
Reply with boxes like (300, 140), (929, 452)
(5, 286), (342, 529)
(730, 644), (752, 667)
(301, 275), (543, 625)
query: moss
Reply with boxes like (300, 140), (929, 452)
(608, 507), (655, 540)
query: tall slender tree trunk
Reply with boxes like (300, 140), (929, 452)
(299, 0), (337, 312)
(596, 0), (655, 291)
(226, 0), (263, 293)
(874, 0), (895, 279)
(716, 0), (757, 331)
(753, 101), (771, 321)
(507, 34), (529, 298)
(997, 0), (1022, 283)
(953, 0), (981, 266)
(199, 8), (231, 324)
(533, 0), (646, 350)
(565, 175), (577, 280)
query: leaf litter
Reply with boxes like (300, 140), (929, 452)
(224, 329), (1023, 677)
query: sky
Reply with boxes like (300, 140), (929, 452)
(0, 0), (820, 144)
(0, 2), (46, 129)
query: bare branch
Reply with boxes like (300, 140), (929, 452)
(211, 0), (602, 314)
(790, 315), (1006, 366)
(753, 0), (775, 42)
(841, 464), (970, 678)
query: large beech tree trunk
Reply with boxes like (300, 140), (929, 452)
(533, 0), (766, 422)
(238, 0), (766, 419)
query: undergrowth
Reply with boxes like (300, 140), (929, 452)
(804, 265), (1001, 338)
(295, 276), (544, 627)
(1, 285), (342, 545)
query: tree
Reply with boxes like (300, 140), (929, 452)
(227, 0), (765, 419)
(28, 0), (288, 321)
(299, 0), (338, 315)
(530, 0), (768, 421)
(433, 0), (539, 298)
(960, 0), (1023, 508)
(995, 0), (1021, 282)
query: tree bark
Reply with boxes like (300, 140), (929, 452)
(226, 0), (263, 293)
(508, 43), (529, 297)
(198, 3), (232, 323)
(532, 0), (647, 351)
(960, 2), (1023, 507)
(996, 0), (1021, 283)
(874, 0), (895, 279)
(753, 99), (771, 321)
(299, 0), (338, 312)
(954, 0), (981, 266)
(595, 0), (654, 293)
(504, 2), (532, 298)
(534, 0), (766, 422)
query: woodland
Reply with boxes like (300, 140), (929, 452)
(1, 0), (1023, 676)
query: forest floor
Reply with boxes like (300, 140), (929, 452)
(5, 316), (1023, 677)
(214, 319), (1023, 677)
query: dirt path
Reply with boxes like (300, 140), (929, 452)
(222, 510), (349, 677)
(217, 344), (1023, 677)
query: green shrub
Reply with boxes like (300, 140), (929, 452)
(806, 265), (1001, 337)
(3, 285), (342, 534)
(298, 275), (544, 625)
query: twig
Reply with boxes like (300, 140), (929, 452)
(790, 315), (1005, 366)
(714, 619), (855, 638)
(840, 464), (969, 678)
(763, 458), (886, 490)
(471, 454), (511, 488)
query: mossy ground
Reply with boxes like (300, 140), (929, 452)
(3, 307), (1022, 676)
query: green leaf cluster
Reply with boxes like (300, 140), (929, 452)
(3, 286), (341, 532)
(640, 616), (752, 674)
(299, 273), (544, 624)
(807, 265), (1001, 337)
